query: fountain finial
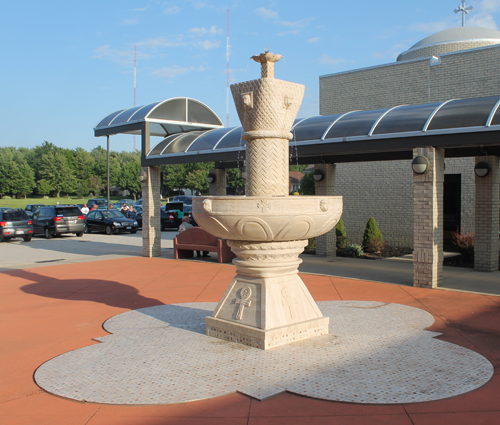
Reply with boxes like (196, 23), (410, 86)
(251, 51), (283, 79)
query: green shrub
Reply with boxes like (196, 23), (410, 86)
(2, 195), (11, 199)
(344, 244), (364, 258)
(336, 218), (349, 248)
(306, 238), (316, 251)
(363, 217), (384, 252)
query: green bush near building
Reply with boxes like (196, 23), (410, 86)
(363, 217), (385, 252)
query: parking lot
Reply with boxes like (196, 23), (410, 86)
(0, 230), (178, 271)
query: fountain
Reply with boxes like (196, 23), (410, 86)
(193, 51), (343, 349)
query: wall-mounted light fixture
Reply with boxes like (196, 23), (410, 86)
(313, 169), (325, 182)
(207, 173), (216, 183)
(412, 156), (429, 174)
(474, 162), (490, 177)
(138, 169), (147, 182)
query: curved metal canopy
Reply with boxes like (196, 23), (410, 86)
(94, 97), (223, 138)
(144, 95), (500, 166)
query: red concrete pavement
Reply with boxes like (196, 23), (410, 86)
(1, 257), (500, 425)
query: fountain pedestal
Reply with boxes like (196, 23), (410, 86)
(206, 240), (329, 349)
(193, 52), (343, 349)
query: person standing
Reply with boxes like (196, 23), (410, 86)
(81, 204), (89, 215)
(178, 216), (209, 258)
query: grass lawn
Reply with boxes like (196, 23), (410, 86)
(0, 196), (127, 209)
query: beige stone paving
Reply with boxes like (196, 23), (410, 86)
(35, 301), (493, 405)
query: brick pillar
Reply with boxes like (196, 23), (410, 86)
(314, 163), (336, 257)
(209, 169), (227, 196)
(413, 148), (444, 288)
(474, 156), (499, 272)
(141, 166), (162, 257)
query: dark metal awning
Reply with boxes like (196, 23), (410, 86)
(143, 95), (500, 167)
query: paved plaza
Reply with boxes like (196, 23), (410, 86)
(1, 239), (500, 424)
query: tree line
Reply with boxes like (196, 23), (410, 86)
(0, 141), (246, 199)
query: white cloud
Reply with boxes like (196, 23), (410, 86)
(255, 7), (278, 20)
(152, 65), (204, 81)
(319, 54), (347, 65)
(135, 36), (186, 48)
(308, 37), (321, 43)
(121, 19), (138, 25)
(479, 0), (500, 13)
(278, 17), (313, 29)
(92, 45), (152, 65)
(189, 25), (223, 36)
(469, 14), (498, 29)
(277, 30), (300, 36)
(193, 39), (220, 49)
(409, 19), (453, 33)
(164, 5), (181, 15)
(133, 6), (149, 12)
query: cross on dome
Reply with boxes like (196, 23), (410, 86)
(454, 0), (473, 27)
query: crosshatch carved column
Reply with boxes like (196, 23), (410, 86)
(142, 166), (162, 257)
(474, 156), (500, 272)
(315, 163), (337, 257)
(413, 148), (444, 288)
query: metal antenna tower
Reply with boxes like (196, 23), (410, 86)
(226, 10), (230, 128)
(454, 1), (473, 27)
(133, 45), (137, 151)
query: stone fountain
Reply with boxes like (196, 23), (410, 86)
(193, 51), (343, 350)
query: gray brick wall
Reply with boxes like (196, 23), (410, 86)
(320, 44), (500, 115)
(334, 158), (476, 249)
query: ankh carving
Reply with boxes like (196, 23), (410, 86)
(235, 287), (252, 320)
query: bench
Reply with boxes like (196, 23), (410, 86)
(174, 227), (236, 263)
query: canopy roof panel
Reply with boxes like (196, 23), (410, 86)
(144, 95), (500, 166)
(94, 97), (223, 137)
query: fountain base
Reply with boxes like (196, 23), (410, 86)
(205, 240), (329, 350)
(206, 315), (329, 350)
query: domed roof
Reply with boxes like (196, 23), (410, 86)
(397, 26), (500, 61)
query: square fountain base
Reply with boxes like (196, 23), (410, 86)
(206, 316), (329, 350)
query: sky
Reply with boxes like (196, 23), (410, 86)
(2, 0), (500, 152)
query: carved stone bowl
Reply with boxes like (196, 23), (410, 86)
(192, 196), (343, 242)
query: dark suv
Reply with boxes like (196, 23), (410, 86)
(87, 198), (108, 210)
(32, 206), (86, 239)
(0, 209), (33, 242)
(25, 204), (46, 218)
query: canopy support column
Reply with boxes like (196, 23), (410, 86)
(474, 156), (499, 271)
(413, 147), (444, 288)
(314, 163), (337, 257)
(141, 166), (162, 257)
(209, 169), (227, 196)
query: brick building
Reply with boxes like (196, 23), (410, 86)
(319, 26), (500, 250)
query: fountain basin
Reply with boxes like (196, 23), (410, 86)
(192, 196), (343, 242)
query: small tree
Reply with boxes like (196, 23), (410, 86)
(336, 218), (349, 248)
(363, 217), (384, 253)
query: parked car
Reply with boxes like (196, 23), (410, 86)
(0, 209), (33, 242)
(25, 204), (46, 218)
(134, 198), (142, 207)
(135, 204), (181, 230)
(87, 198), (108, 210)
(32, 205), (86, 239)
(113, 199), (135, 210)
(172, 195), (193, 205)
(85, 209), (139, 235)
